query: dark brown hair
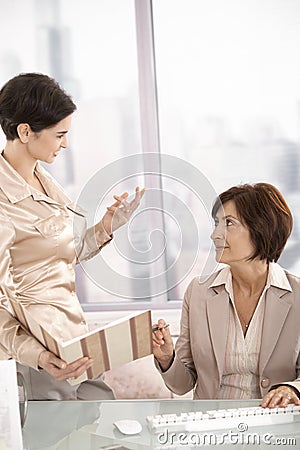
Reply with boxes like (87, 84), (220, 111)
(0, 73), (76, 140)
(211, 183), (293, 263)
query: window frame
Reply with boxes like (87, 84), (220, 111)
(82, 0), (182, 312)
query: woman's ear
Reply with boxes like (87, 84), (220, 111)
(17, 123), (32, 143)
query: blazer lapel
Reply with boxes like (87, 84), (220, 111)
(259, 288), (292, 374)
(207, 288), (229, 380)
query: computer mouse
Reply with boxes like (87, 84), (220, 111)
(114, 419), (142, 435)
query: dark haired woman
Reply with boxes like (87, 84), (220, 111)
(153, 183), (300, 408)
(0, 73), (144, 400)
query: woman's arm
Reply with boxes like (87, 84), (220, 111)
(75, 187), (145, 263)
(261, 353), (300, 407)
(261, 282), (300, 408)
(0, 213), (46, 369)
(154, 280), (198, 396)
(0, 214), (94, 380)
(152, 320), (175, 371)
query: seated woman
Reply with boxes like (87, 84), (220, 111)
(153, 183), (300, 408)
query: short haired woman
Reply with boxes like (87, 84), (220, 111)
(153, 183), (300, 408)
(0, 73), (144, 400)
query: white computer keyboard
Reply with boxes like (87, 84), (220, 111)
(147, 404), (300, 433)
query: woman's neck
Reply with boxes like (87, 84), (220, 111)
(230, 260), (269, 296)
(3, 141), (37, 183)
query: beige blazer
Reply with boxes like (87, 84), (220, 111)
(159, 266), (300, 399)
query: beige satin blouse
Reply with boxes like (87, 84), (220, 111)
(0, 154), (112, 369)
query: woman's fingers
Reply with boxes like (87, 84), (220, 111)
(261, 386), (300, 408)
(38, 351), (94, 382)
(38, 350), (67, 371)
(60, 357), (94, 381)
(152, 320), (175, 371)
(110, 187), (145, 214)
(129, 187), (146, 212)
(102, 187), (145, 234)
(152, 319), (173, 347)
(113, 192), (129, 205)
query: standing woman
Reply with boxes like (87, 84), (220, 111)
(0, 73), (144, 400)
(153, 183), (300, 407)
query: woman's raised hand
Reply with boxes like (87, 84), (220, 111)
(101, 187), (145, 235)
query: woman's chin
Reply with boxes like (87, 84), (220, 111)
(214, 252), (224, 264)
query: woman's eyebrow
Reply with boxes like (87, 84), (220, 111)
(224, 214), (238, 220)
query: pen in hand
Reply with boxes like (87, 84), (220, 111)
(152, 323), (170, 332)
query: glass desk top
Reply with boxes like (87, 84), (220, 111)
(22, 399), (300, 450)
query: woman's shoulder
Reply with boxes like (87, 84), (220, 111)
(271, 263), (300, 294)
(185, 268), (225, 293)
(283, 268), (300, 287)
(35, 163), (72, 204)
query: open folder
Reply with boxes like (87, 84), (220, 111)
(10, 302), (153, 385)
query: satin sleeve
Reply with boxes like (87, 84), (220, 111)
(0, 211), (46, 370)
(73, 210), (113, 263)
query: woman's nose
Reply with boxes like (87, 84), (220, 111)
(211, 224), (225, 240)
(61, 135), (68, 149)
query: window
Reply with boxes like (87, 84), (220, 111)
(0, 0), (150, 308)
(152, 0), (300, 299)
(1, 0), (299, 309)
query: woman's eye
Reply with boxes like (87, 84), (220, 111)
(226, 219), (233, 226)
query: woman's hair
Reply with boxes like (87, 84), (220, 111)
(0, 73), (77, 140)
(211, 183), (293, 263)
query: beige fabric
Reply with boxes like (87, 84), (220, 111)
(216, 267), (267, 399)
(158, 263), (300, 399)
(0, 154), (112, 369)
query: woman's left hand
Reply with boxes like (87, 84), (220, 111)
(261, 385), (300, 408)
(100, 187), (145, 235)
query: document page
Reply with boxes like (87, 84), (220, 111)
(0, 360), (23, 450)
